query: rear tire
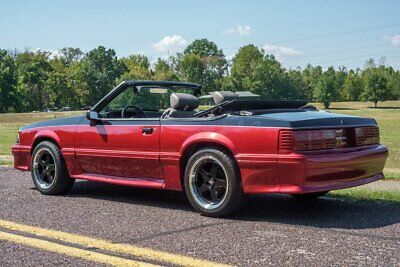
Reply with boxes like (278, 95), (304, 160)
(291, 191), (329, 200)
(31, 141), (74, 195)
(184, 147), (246, 217)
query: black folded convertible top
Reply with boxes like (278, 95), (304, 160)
(223, 100), (308, 111)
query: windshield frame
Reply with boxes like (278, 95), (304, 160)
(92, 80), (201, 113)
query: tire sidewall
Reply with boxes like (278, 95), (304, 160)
(184, 148), (243, 216)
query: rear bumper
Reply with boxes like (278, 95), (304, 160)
(242, 144), (388, 194)
(276, 144), (388, 194)
(11, 144), (31, 171)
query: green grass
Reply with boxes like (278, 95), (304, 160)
(0, 159), (13, 166)
(0, 101), (399, 180)
(0, 111), (84, 158)
(329, 188), (400, 202)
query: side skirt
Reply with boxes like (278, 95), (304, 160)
(70, 173), (165, 189)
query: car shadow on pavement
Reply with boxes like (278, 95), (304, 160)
(68, 181), (193, 211)
(68, 181), (400, 230)
(233, 195), (400, 230)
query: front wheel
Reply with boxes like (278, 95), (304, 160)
(31, 141), (75, 195)
(184, 148), (246, 217)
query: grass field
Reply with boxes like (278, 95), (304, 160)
(0, 111), (84, 165)
(329, 188), (400, 203)
(0, 101), (399, 179)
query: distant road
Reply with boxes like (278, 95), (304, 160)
(0, 167), (399, 266)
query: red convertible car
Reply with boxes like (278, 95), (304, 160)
(12, 80), (388, 217)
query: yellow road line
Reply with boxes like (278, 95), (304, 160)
(0, 219), (232, 267)
(0, 230), (158, 267)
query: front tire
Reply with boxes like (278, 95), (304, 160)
(31, 141), (74, 195)
(184, 147), (246, 217)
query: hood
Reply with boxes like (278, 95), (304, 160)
(20, 115), (85, 131)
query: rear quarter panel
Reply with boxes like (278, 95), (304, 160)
(160, 118), (281, 192)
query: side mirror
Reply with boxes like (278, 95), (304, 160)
(86, 111), (99, 121)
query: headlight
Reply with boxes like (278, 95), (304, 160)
(16, 133), (20, 144)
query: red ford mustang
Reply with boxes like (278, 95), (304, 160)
(12, 80), (388, 217)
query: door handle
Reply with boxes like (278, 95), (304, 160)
(142, 127), (154, 134)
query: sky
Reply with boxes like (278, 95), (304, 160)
(1, 0), (400, 69)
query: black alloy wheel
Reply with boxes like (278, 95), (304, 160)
(31, 141), (74, 194)
(184, 147), (246, 217)
(189, 156), (228, 209)
(33, 149), (56, 189)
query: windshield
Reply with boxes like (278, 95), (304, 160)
(98, 85), (199, 119)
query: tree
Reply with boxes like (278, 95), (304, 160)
(58, 47), (83, 65)
(178, 54), (205, 85)
(1, 44), (400, 114)
(314, 76), (331, 109)
(386, 67), (400, 100)
(179, 39), (226, 93)
(260, 55), (288, 99)
(184, 38), (224, 58)
(230, 45), (264, 93)
(78, 46), (125, 106)
(287, 69), (308, 100)
(335, 66), (347, 100)
(322, 66), (341, 103)
(362, 67), (392, 107)
(119, 54), (152, 81)
(153, 58), (178, 81)
(342, 70), (363, 101)
(302, 64), (323, 100)
(15, 51), (52, 111)
(0, 49), (18, 112)
(44, 58), (76, 108)
(230, 45), (289, 99)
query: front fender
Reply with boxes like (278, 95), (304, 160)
(33, 130), (62, 148)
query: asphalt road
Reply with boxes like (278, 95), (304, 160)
(0, 166), (399, 266)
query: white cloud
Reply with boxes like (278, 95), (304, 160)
(262, 44), (302, 60)
(226, 54), (235, 61)
(223, 25), (252, 36)
(32, 48), (61, 59)
(384, 34), (400, 47)
(49, 50), (62, 59)
(152, 35), (187, 54)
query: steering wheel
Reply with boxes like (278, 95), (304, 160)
(121, 105), (146, 118)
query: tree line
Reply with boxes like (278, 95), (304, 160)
(0, 39), (399, 113)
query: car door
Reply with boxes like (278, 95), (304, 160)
(74, 85), (162, 179)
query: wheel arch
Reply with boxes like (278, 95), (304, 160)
(179, 133), (239, 187)
(31, 131), (61, 154)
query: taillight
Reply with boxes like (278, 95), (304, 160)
(294, 129), (339, 151)
(279, 127), (379, 153)
(355, 126), (380, 145)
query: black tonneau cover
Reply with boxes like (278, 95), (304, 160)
(223, 100), (308, 111)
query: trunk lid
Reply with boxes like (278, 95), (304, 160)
(256, 110), (376, 128)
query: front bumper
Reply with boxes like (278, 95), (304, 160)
(11, 144), (31, 171)
(276, 144), (388, 194)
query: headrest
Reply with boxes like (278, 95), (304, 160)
(211, 91), (239, 104)
(170, 93), (199, 111)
